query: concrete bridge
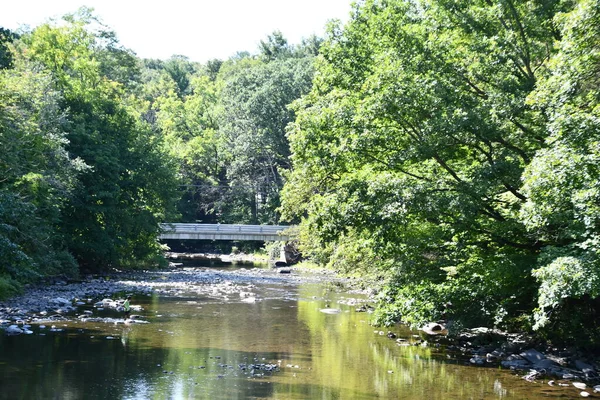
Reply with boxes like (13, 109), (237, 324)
(159, 223), (295, 241)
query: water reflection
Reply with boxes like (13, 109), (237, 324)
(0, 268), (584, 399)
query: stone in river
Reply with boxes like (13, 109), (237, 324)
(320, 308), (341, 314)
(5, 325), (23, 335)
(520, 349), (546, 364)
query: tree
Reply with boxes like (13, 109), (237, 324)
(0, 28), (17, 69)
(0, 53), (83, 295)
(259, 31), (291, 61)
(23, 8), (178, 270)
(163, 55), (197, 97)
(282, 0), (570, 329)
(520, 0), (600, 345)
(219, 53), (315, 223)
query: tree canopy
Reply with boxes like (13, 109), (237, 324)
(281, 0), (600, 346)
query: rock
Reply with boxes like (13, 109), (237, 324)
(319, 308), (341, 314)
(575, 360), (596, 378)
(501, 359), (530, 370)
(575, 360), (594, 371)
(523, 369), (542, 382)
(520, 349), (546, 364)
(573, 382), (587, 390)
(534, 359), (558, 369)
(278, 268), (291, 274)
(5, 325), (23, 335)
(580, 391), (590, 397)
(422, 322), (447, 335)
(594, 385), (600, 393)
(50, 297), (71, 306)
(470, 356), (485, 365)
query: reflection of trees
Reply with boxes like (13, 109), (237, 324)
(0, 288), (537, 399)
(293, 285), (513, 399)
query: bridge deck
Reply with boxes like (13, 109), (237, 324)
(159, 223), (295, 241)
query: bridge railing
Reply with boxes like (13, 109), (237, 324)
(159, 223), (296, 240)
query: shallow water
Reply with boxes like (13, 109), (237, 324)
(0, 264), (586, 399)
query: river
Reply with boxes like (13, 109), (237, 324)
(0, 261), (587, 399)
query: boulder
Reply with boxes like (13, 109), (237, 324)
(501, 359), (531, 370)
(534, 359), (558, 369)
(520, 349), (546, 364)
(50, 297), (71, 306)
(5, 325), (23, 335)
(421, 322), (447, 335)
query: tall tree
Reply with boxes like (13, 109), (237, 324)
(519, 0), (600, 344)
(23, 8), (178, 270)
(282, 0), (569, 328)
(219, 53), (315, 223)
(0, 52), (83, 294)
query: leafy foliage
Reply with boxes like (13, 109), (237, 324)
(281, 0), (599, 344)
(519, 0), (600, 341)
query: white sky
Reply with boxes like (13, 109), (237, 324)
(1, 0), (355, 63)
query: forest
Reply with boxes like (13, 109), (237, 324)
(1, 0), (600, 348)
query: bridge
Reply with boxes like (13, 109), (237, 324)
(159, 223), (295, 241)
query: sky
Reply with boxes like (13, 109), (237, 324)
(1, 0), (355, 63)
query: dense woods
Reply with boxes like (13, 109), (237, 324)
(1, 0), (600, 347)
(0, 8), (314, 292)
(281, 0), (600, 346)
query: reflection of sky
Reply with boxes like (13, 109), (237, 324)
(124, 378), (152, 400)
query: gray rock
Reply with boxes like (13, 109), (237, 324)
(575, 360), (593, 370)
(422, 322), (447, 335)
(50, 297), (71, 306)
(534, 359), (558, 369)
(470, 356), (485, 365)
(501, 359), (530, 370)
(520, 348), (546, 364)
(5, 325), (23, 335)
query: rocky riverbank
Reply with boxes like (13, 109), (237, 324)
(369, 320), (600, 397)
(0, 263), (344, 331)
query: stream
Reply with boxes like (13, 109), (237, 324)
(0, 261), (589, 399)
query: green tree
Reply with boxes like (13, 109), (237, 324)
(0, 27), (17, 69)
(23, 8), (178, 270)
(219, 53), (315, 223)
(282, 0), (570, 329)
(520, 0), (600, 345)
(0, 53), (83, 295)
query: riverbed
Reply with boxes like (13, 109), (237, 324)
(0, 262), (591, 399)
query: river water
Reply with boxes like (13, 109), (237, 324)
(0, 263), (586, 399)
